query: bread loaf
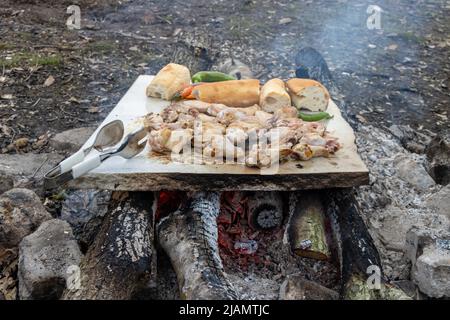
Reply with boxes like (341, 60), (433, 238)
(192, 79), (260, 108)
(146, 63), (191, 100)
(286, 78), (330, 112)
(259, 78), (291, 113)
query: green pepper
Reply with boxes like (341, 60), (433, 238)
(298, 111), (333, 122)
(192, 71), (236, 83)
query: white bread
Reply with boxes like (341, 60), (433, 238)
(259, 78), (291, 113)
(146, 63), (191, 100)
(286, 78), (330, 112)
(192, 79), (260, 108)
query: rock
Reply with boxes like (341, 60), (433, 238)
(425, 185), (450, 219)
(50, 127), (95, 153)
(388, 124), (431, 154)
(0, 153), (64, 181)
(0, 188), (52, 250)
(369, 205), (448, 279)
(425, 135), (450, 185)
(18, 219), (82, 300)
(394, 154), (435, 192)
(279, 274), (339, 300)
(0, 248), (18, 300)
(278, 17), (292, 25)
(60, 189), (111, 251)
(405, 227), (450, 266)
(0, 174), (13, 195)
(411, 240), (450, 298)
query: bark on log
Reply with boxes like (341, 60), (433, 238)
(157, 192), (238, 300)
(322, 189), (410, 299)
(247, 191), (283, 230)
(62, 191), (155, 300)
(286, 192), (330, 260)
(171, 31), (217, 74)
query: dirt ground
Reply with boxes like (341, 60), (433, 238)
(1, 0), (449, 152)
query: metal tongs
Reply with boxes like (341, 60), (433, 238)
(44, 120), (147, 188)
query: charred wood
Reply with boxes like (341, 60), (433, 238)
(322, 189), (410, 299)
(157, 192), (238, 300)
(247, 191), (283, 230)
(62, 191), (155, 300)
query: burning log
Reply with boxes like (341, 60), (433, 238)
(286, 192), (330, 260)
(247, 191), (284, 230)
(63, 191), (155, 300)
(157, 192), (238, 300)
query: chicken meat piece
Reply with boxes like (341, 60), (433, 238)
(246, 143), (282, 168)
(207, 104), (261, 117)
(193, 120), (226, 145)
(273, 106), (298, 119)
(143, 113), (164, 131)
(264, 126), (299, 146)
(196, 113), (218, 123)
(148, 128), (172, 153)
(165, 128), (193, 154)
(255, 110), (274, 127)
(300, 133), (340, 153)
(291, 143), (314, 161)
(226, 127), (248, 146)
(203, 134), (245, 164)
(148, 128), (193, 154)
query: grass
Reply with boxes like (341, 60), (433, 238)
(85, 40), (119, 54)
(0, 52), (63, 68)
(0, 43), (15, 51)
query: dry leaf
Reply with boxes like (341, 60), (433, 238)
(1, 94), (14, 100)
(14, 137), (29, 148)
(387, 44), (398, 51)
(43, 75), (55, 87)
(87, 106), (100, 113)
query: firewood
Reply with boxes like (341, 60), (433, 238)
(62, 191), (155, 300)
(286, 191), (330, 260)
(322, 189), (410, 299)
(157, 192), (238, 300)
(171, 31), (217, 74)
(247, 191), (284, 230)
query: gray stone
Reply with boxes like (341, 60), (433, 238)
(405, 227), (449, 266)
(0, 188), (52, 250)
(279, 274), (339, 300)
(60, 189), (111, 250)
(18, 219), (82, 300)
(425, 135), (450, 186)
(394, 154), (435, 192)
(0, 153), (64, 180)
(388, 124), (431, 154)
(411, 241), (450, 298)
(50, 127), (95, 153)
(425, 185), (450, 219)
(0, 174), (13, 195)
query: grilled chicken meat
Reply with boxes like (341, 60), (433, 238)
(145, 99), (340, 167)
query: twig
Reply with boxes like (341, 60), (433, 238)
(32, 156), (49, 178)
(30, 98), (40, 108)
(59, 105), (89, 123)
